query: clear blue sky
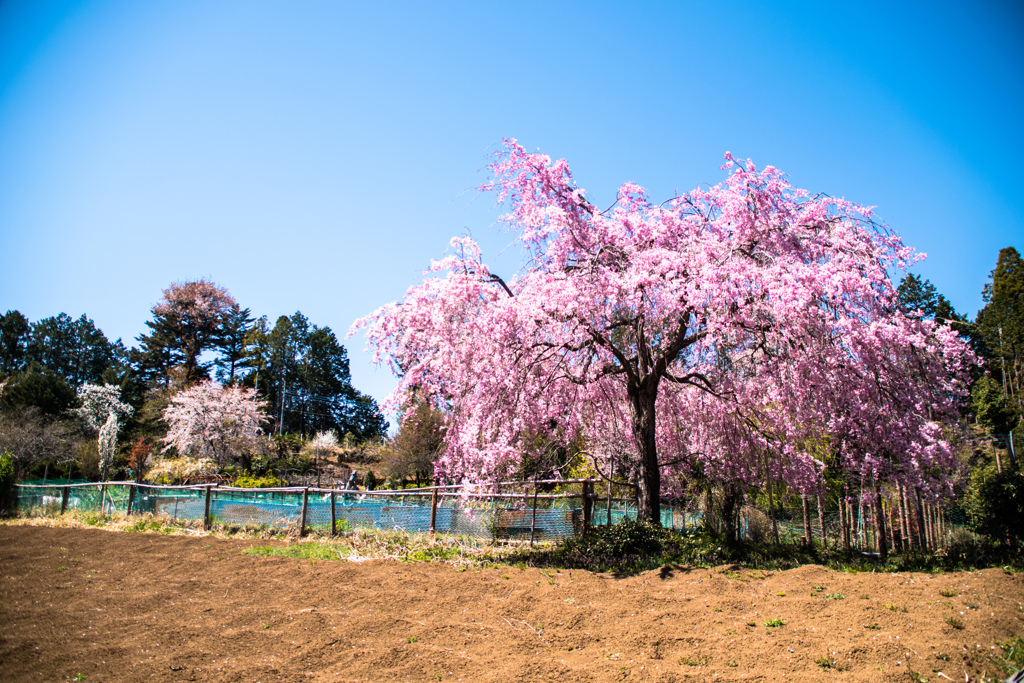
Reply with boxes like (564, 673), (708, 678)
(1, 0), (1021, 411)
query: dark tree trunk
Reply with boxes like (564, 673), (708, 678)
(628, 379), (661, 525)
(720, 484), (742, 544)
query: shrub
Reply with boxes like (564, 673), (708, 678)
(0, 450), (15, 513)
(231, 473), (283, 489)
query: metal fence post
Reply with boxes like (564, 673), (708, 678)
(60, 486), (69, 515)
(299, 488), (309, 537)
(203, 485), (213, 530)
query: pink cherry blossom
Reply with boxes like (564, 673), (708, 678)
(353, 139), (976, 524)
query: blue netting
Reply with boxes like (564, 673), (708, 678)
(16, 483), (586, 540)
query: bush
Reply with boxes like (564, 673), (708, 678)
(0, 450), (15, 513)
(363, 470), (378, 491)
(550, 519), (675, 572)
(231, 473), (283, 489)
(944, 527), (994, 566)
(963, 464), (1024, 550)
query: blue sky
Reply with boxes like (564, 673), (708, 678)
(1, 0), (1021, 411)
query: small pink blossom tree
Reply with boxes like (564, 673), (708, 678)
(161, 380), (267, 466)
(354, 140), (975, 525)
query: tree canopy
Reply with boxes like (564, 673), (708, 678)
(357, 140), (976, 523)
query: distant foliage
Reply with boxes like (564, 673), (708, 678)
(144, 456), (218, 484)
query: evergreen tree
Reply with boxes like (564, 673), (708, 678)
(26, 313), (121, 386)
(975, 247), (1024, 428)
(897, 273), (938, 318)
(0, 310), (30, 377)
(243, 311), (386, 438)
(214, 303), (253, 384)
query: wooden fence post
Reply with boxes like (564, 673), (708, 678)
(529, 481), (538, 545)
(606, 480), (613, 527)
(582, 480), (593, 533)
(60, 486), (69, 515)
(429, 485), (439, 534)
(203, 485), (213, 530)
(127, 484), (136, 515)
(99, 484), (107, 515)
(330, 490), (337, 537)
(299, 488), (309, 537)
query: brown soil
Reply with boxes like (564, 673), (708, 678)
(0, 525), (1021, 682)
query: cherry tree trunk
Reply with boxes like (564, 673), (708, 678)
(628, 380), (662, 525)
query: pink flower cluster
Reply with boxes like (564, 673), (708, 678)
(353, 140), (976, 512)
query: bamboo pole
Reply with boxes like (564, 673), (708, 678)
(817, 493), (827, 549)
(874, 486), (888, 559)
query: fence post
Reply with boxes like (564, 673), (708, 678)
(606, 480), (612, 526)
(529, 481), (538, 545)
(582, 480), (593, 533)
(99, 484), (107, 514)
(60, 486), (69, 515)
(429, 485), (439, 534)
(203, 485), (213, 530)
(299, 487), (309, 537)
(330, 490), (336, 537)
(127, 484), (136, 515)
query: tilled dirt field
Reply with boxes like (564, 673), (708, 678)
(1, 525), (1022, 682)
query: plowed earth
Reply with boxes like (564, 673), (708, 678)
(1, 525), (1022, 682)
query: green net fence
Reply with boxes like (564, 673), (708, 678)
(15, 481), (597, 541)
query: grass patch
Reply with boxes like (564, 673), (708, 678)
(944, 616), (965, 630)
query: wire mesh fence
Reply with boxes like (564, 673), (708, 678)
(15, 480), (614, 541)
(15, 478), (955, 552)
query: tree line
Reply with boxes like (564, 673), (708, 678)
(0, 279), (387, 483)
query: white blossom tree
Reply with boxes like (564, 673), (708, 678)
(309, 430), (339, 487)
(74, 383), (133, 480)
(98, 413), (119, 480)
(161, 380), (267, 467)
